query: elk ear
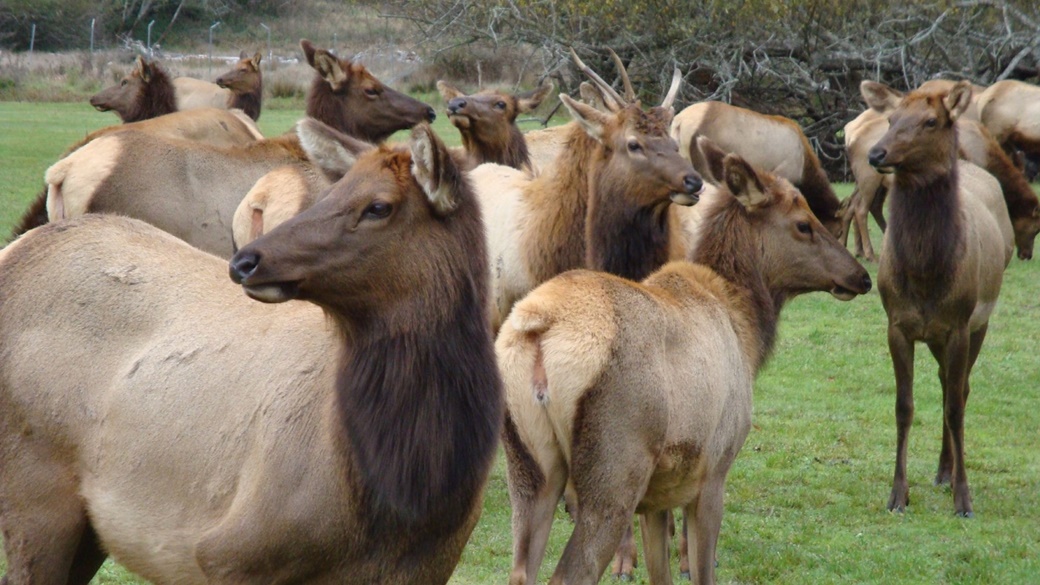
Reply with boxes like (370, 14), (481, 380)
(296, 118), (373, 180)
(696, 136), (728, 185)
(300, 39), (318, 67)
(861, 81), (903, 113)
(944, 81), (973, 122)
(517, 80), (554, 113)
(436, 80), (463, 102)
(724, 154), (769, 209)
(239, 50), (249, 60)
(411, 124), (464, 216)
(252, 52), (262, 68)
(311, 49), (348, 89)
(579, 82), (607, 111)
(560, 93), (610, 142)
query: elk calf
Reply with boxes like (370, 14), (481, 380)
(867, 81), (1013, 517)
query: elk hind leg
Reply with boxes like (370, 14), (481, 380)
(640, 509), (674, 585)
(933, 328), (977, 517)
(611, 523), (638, 580)
(684, 474), (727, 585)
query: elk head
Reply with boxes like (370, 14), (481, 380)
(216, 51), (262, 93)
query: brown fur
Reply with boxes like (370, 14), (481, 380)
(868, 81), (1013, 518)
(43, 118), (364, 257)
(437, 80), (553, 170)
(843, 80), (1038, 261)
(670, 100), (843, 236)
(89, 56), (176, 123)
(498, 142), (869, 585)
(977, 79), (1040, 158)
(301, 39), (435, 143)
(0, 125), (501, 584)
(215, 51), (264, 121)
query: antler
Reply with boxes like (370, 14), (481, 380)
(569, 47), (627, 110)
(608, 49), (637, 104)
(661, 67), (682, 110)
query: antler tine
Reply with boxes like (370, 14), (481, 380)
(569, 47), (627, 109)
(607, 48), (637, 104)
(661, 67), (682, 110)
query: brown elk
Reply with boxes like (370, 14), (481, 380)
(0, 124), (502, 584)
(90, 55), (177, 122)
(472, 49), (699, 331)
(499, 137), (870, 585)
(977, 79), (1040, 160)
(300, 39), (435, 143)
(44, 118), (365, 257)
(215, 51), (264, 120)
(842, 81), (1039, 261)
(437, 79), (553, 169)
(867, 81), (1013, 517)
(670, 101), (843, 237)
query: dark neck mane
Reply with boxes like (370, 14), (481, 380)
(690, 197), (779, 370)
(229, 83), (262, 121)
(585, 180), (672, 281)
(126, 69), (176, 122)
(334, 266), (501, 534)
(798, 155), (841, 226)
(465, 126), (531, 170)
(887, 151), (963, 296)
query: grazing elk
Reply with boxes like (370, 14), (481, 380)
(0, 124), (502, 584)
(977, 79), (1040, 160)
(670, 100), (843, 237)
(499, 137), (870, 585)
(44, 118), (365, 257)
(471, 49), (700, 331)
(90, 55), (177, 122)
(842, 81), (1039, 261)
(437, 79), (553, 170)
(867, 81), (1013, 517)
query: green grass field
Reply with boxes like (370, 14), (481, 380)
(1, 100), (1038, 584)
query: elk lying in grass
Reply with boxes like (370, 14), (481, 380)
(44, 118), (364, 257)
(842, 81), (1039, 261)
(90, 56), (177, 122)
(0, 124), (502, 584)
(499, 137), (870, 585)
(472, 48), (698, 331)
(867, 81), (1013, 517)
(437, 79), (553, 170)
(670, 100), (843, 237)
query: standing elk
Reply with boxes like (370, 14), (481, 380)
(44, 118), (365, 257)
(867, 81), (1013, 517)
(470, 49), (700, 331)
(977, 79), (1040, 161)
(842, 81), (1039, 261)
(0, 124), (503, 584)
(437, 79), (554, 170)
(670, 100), (843, 237)
(90, 55), (177, 123)
(498, 137), (870, 585)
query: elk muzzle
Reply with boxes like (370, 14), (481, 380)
(670, 173), (704, 206)
(867, 146), (894, 173)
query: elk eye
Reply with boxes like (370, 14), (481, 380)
(364, 87), (380, 98)
(796, 221), (812, 235)
(495, 101), (507, 109)
(925, 118), (938, 128)
(121, 79), (128, 86)
(363, 201), (393, 220)
(627, 140), (642, 153)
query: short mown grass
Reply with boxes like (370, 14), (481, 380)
(1, 101), (1038, 584)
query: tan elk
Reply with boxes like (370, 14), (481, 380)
(172, 52), (263, 120)
(44, 118), (366, 257)
(866, 81), (1013, 517)
(977, 79), (1040, 160)
(0, 124), (502, 584)
(498, 137), (871, 585)
(472, 49), (700, 331)
(90, 55), (177, 122)
(437, 79), (553, 169)
(842, 81), (1039, 261)
(670, 101), (843, 236)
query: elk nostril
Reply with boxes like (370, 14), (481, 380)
(229, 251), (261, 284)
(683, 174), (703, 195)
(862, 274), (873, 292)
(426, 106), (437, 122)
(867, 147), (887, 167)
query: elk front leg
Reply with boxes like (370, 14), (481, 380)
(887, 323), (916, 512)
(938, 327), (974, 518)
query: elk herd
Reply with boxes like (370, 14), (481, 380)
(0, 38), (1035, 584)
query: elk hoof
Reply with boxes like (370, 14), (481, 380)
(679, 570), (691, 580)
(957, 510), (975, 519)
(617, 574), (633, 582)
(933, 470), (952, 487)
